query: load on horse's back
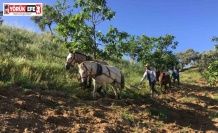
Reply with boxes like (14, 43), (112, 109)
(78, 61), (124, 99)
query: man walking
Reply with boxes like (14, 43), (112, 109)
(140, 64), (159, 97)
(172, 67), (180, 87)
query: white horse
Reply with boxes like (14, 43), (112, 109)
(78, 61), (124, 99)
(65, 51), (108, 88)
(65, 51), (108, 70)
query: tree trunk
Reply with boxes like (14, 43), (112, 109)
(93, 24), (97, 59)
(48, 23), (53, 35)
(130, 54), (135, 64)
(0, 19), (3, 26)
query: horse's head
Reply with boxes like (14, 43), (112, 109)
(159, 72), (170, 82)
(65, 51), (76, 70)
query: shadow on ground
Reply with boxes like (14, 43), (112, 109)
(0, 84), (217, 132)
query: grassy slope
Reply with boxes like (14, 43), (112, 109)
(0, 25), (217, 132)
(0, 25), (147, 96)
(180, 67), (208, 86)
(0, 25), (213, 95)
(0, 25), (80, 93)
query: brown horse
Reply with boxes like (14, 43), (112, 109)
(156, 70), (171, 93)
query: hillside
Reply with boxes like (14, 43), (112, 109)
(0, 26), (218, 132)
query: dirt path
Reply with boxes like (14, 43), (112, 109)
(0, 84), (217, 133)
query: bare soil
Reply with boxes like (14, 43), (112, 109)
(0, 84), (217, 133)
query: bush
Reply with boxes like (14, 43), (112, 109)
(203, 61), (218, 87)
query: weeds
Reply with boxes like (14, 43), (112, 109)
(209, 111), (218, 119)
(149, 107), (168, 120)
(121, 109), (139, 125)
(214, 95), (218, 102)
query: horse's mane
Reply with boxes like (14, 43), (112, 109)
(74, 51), (88, 57)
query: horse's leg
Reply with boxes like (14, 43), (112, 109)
(83, 78), (87, 89)
(160, 83), (164, 92)
(111, 83), (118, 99)
(102, 83), (107, 97)
(87, 76), (92, 89)
(169, 80), (171, 93)
(92, 79), (97, 99)
(96, 85), (103, 94)
(159, 83), (162, 92)
(164, 84), (167, 93)
(118, 83), (122, 99)
(115, 82), (122, 99)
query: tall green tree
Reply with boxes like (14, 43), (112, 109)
(201, 37), (218, 86)
(212, 36), (218, 51)
(73, 0), (115, 59)
(197, 49), (218, 71)
(176, 48), (199, 69)
(0, 10), (3, 26)
(30, 4), (60, 35)
(137, 34), (178, 71)
(120, 35), (142, 64)
(100, 26), (129, 59)
(203, 60), (218, 86)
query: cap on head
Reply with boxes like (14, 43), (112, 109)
(145, 63), (150, 67)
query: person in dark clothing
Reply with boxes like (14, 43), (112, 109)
(172, 67), (180, 87)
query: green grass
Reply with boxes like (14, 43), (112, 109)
(214, 95), (218, 102)
(121, 109), (139, 124)
(0, 25), (149, 97)
(209, 111), (218, 119)
(180, 67), (205, 85)
(148, 107), (168, 120)
(0, 25), (214, 99)
(0, 25), (78, 92)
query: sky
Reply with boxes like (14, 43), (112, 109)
(1, 0), (218, 54)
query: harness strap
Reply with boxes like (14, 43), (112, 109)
(94, 63), (102, 77)
(106, 66), (111, 77)
(86, 56), (92, 61)
(102, 66), (116, 83)
(82, 62), (120, 84)
(81, 63), (91, 79)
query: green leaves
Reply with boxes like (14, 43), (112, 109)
(203, 61), (218, 86)
(40, 0), (179, 67)
(30, 4), (60, 35)
(136, 34), (179, 70)
(100, 25), (130, 59)
(71, 0), (116, 59)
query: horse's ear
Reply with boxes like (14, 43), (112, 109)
(68, 50), (73, 53)
(79, 62), (84, 67)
